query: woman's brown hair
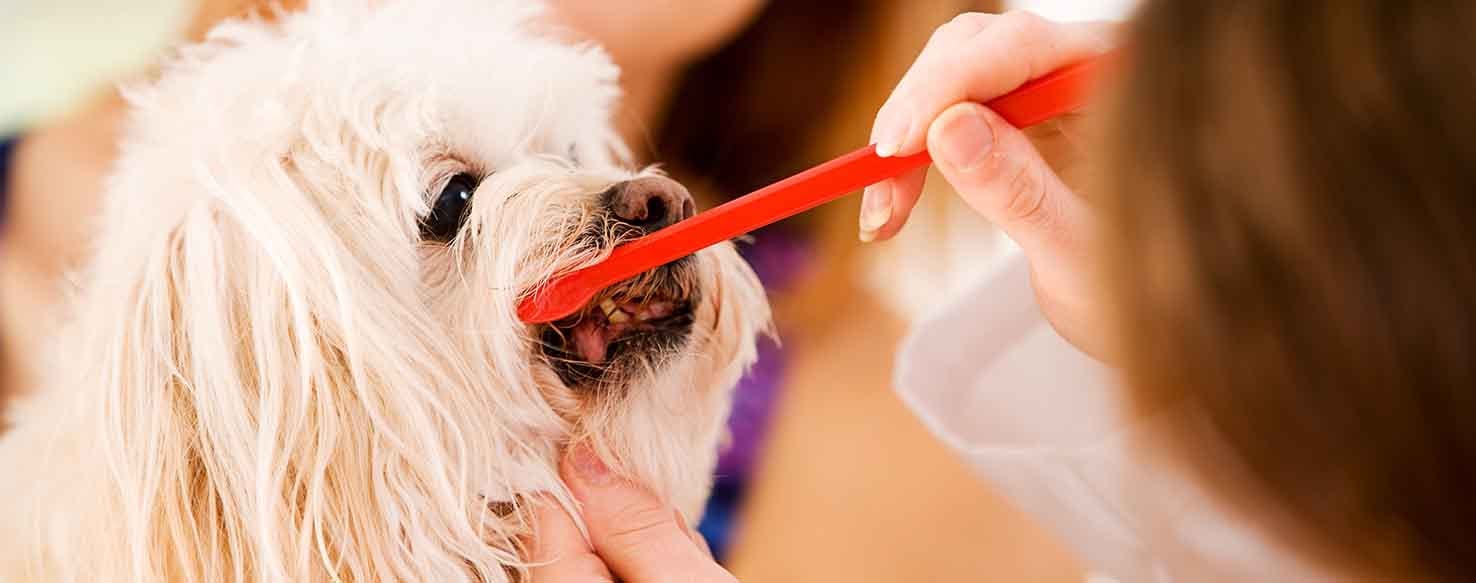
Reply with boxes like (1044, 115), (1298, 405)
(1102, 0), (1476, 578)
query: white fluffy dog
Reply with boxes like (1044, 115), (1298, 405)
(0, 1), (770, 581)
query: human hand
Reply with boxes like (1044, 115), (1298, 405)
(860, 11), (1118, 357)
(527, 446), (736, 582)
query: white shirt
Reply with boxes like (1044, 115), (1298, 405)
(892, 249), (1343, 582)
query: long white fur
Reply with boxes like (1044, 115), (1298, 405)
(0, 1), (771, 581)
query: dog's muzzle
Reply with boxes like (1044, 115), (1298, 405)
(536, 176), (701, 388)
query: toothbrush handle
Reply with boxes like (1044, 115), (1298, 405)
(586, 52), (1116, 284)
(982, 52), (1113, 128)
(517, 52), (1116, 323)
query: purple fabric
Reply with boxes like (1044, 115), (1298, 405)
(738, 230), (812, 292)
(712, 228), (811, 483)
(714, 337), (783, 482)
(699, 228), (812, 560)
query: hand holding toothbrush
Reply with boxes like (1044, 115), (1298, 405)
(862, 12), (1119, 358)
(520, 11), (1122, 361)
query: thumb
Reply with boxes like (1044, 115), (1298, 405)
(561, 445), (736, 583)
(927, 102), (1109, 358)
(926, 102), (1088, 259)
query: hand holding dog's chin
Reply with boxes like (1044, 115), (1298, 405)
(528, 446), (737, 583)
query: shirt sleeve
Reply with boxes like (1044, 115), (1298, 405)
(892, 250), (1336, 582)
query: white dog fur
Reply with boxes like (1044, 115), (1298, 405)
(0, 1), (770, 581)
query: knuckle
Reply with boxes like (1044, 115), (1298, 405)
(924, 24), (950, 48)
(603, 502), (678, 547)
(944, 12), (993, 35)
(914, 14), (997, 94)
(1000, 159), (1053, 228)
(877, 97), (905, 124)
(928, 12), (991, 50)
(999, 9), (1048, 35)
(996, 10), (1052, 47)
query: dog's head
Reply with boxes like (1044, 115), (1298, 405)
(71, 0), (769, 580)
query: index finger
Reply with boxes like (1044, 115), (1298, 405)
(871, 11), (1116, 159)
(525, 497), (615, 582)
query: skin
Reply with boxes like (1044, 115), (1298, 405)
(4, 4), (1110, 579)
(523, 8), (768, 577)
(859, 12), (1118, 357)
(0, 0), (763, 397)
(529, 447), (736, 582)
(0, 3), (759, 580)
(533, 12), (1121, 580)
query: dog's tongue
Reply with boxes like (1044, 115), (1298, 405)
(572, 320), (610, 363)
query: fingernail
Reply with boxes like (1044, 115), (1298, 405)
(937, 106), (994, 170)
(874, 111), (913, 158)
(568, 445), (612, 486)
(858, 183), (892, 241)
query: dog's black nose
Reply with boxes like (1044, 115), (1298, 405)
(604, 176), (696, 232)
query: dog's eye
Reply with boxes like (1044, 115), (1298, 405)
(421, 173), (478, 242)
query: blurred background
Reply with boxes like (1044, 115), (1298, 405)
(1, 1), (1132, 580)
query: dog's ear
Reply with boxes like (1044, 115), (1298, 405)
(85, 155), (537, 582)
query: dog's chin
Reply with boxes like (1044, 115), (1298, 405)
(536, 257), (700, 389)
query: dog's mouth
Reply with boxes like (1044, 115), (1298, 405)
(537, 259), (698, 387)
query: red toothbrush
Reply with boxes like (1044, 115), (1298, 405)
(518, 52), (1117, 324)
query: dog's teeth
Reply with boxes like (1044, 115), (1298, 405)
(608, 310), (631, 324)
(635, 311), (651, 322)
(599, 299), (618, 316)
